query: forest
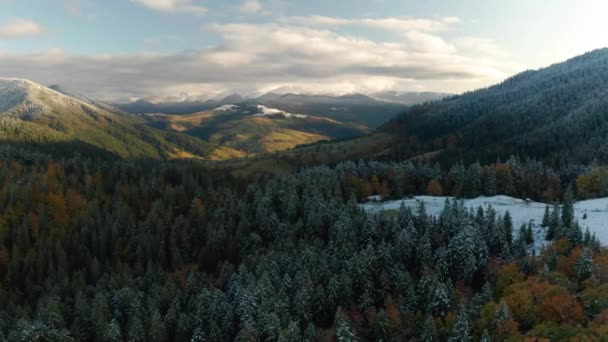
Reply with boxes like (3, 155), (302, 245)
(1, 142), (608, 341)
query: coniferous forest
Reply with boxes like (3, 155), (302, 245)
(1, 139), (608, 341)
(3, 26), (608, 342)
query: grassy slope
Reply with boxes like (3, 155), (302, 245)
(143, 110), (368, 155)
(0, 83), (237, 160)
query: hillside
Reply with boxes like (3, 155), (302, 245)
(381, 48), (608, 165)
(116, 92), (415, 128)
(142, 103), (367, 155)
(254, 93), (409, 127)
(0, 79), (238, 160)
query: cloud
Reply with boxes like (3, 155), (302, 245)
(131, 0), (206, 15)
(240, 0), (263, 14)
(282, 15), (460, 33)
(0, 18), (522, 101)
(0, 19), (44, 39)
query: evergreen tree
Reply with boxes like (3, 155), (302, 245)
(374, 309), (391, 340)
(484, 167), (497, 196)
(335, 308), (356, 342)
(429, 281), (451, 317)
(503, 211), (514, 248)
(190, 327), (206, 342)
(421, 316), (438, 342)
(541, 205), (550, 227)
(574, 248), (595, 281)
(562, 187), (575, 228)
(448, 307), (471, 342)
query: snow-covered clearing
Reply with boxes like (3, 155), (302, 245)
(361, 195), (608, 246)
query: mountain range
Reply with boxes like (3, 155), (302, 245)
(0, 80), (450, 158)
(4, 48), (608, 168)
(114, 91), (447, 128)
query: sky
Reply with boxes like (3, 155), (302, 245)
(0, 0), (607, 102)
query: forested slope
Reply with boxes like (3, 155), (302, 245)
(0, 145), (607, 341)
(383, 48), (608, 165)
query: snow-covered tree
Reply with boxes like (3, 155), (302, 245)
(421, 316), (438, 342)
(574, 247), (595, 281)
(448, 308), (471, 342)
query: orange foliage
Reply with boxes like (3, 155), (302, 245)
(504, 277), (583, 328)
(594, 253), (608, 284)
(538, 293), (584, 325)
(426, 179), (444, 196)
(556, 247), (582, 279)
(577, 167), (608, 199)
(495, 262), (525, 297)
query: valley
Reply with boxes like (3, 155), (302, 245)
(3, 3), (608, 338)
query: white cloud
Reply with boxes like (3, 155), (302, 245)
(0, 19), (44, 39)
(240, 0), (263, 14)
(131, 0), (206, 15)
(283, 15), (460, 33)
(0, 17), (523, 101)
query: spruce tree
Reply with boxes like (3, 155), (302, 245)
(335, 308), (356, 342)
(562, 187), (575, 228)
(421, 316), (438, 342)
(574, 248), (595, 281)
(541, 205), (550, 227)
(448, 307), (471, 342)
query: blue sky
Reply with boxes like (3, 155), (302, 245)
(0, 0), (607, 101)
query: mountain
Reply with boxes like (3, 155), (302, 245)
(371, 91), (450, 105)
(254, 93), (407, 127)
(116, 92), (417, 128)
(114, 94), (246, 115)
(142, 103), (367, 154)
(376, 48), (608, 165)
(0, 79), (240, 160)
(219, 48), (608, 176)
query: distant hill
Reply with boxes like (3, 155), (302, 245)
(115, 91), (439, 128)
(370, 91), (450, 105)
(253, 93), (408, 127)
(142, 103), (367, 155)
(0, 79), (239, 160)
(114, 94), (245, 115)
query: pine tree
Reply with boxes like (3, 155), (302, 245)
(335, 308), (356, 342)
(480, 330), (491, 342)
(541, 205), (550, 227)
(429, 281), (451, 317)
(106, 319), (122, 342)
(574, 247), (595, 281)
(547, 203), (561, 240)
(503, 211), (513, 248)
(304, 323), (316, 342)
(421, 316), (438, 342)
(374, 309), (391, 340)
(492, 301), (512, 327)
(484, 167), (497, 196)
(562, 187), (575, 228)
(190, 327), (206, 342)
(448, 307), (471, 342)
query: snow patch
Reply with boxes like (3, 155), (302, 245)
(361, 195), (608, 247)
(213, 104), (239, 111)
(254, 105), (307, 118)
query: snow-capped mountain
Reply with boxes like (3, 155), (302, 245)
(0, 78), (223, 159)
